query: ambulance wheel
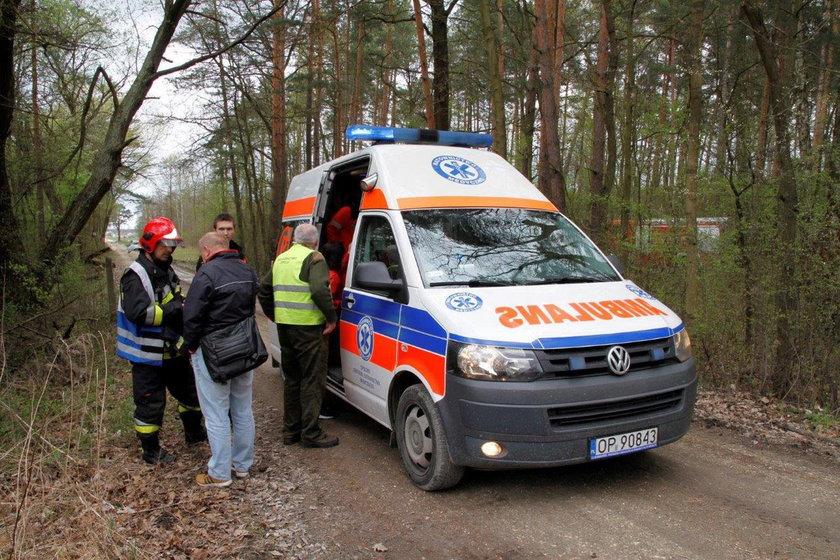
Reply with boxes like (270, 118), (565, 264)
(395, 385), (464, 491)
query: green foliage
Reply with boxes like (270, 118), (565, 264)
(5, 0), (837, 413)
(172, 246), (200, 268)
(804, 410), (839, 430)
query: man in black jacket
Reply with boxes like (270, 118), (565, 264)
(116, 217), (206, 464)
(183, 232), (260, 487)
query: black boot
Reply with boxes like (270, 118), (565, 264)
(180, 409), (207, 444)
(138, 432), (175, 464)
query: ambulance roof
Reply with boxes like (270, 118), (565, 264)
(284, 143), (556, 218)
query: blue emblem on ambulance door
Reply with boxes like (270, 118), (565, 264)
(431, 156), (486, 185)
(445, 292), (483, 312)
(626, 284), (655, 300)
(357, 316), (374, 361)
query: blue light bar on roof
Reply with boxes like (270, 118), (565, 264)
(346, 125), (493, 148)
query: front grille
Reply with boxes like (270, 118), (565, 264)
(536, 336), (680, 379)
(548, 389), (684, 427)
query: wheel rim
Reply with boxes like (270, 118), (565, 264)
(403, 404), (432, 469)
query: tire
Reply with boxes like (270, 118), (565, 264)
(395, 385), (465, 491)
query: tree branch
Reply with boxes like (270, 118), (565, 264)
(153, 7), (281, 79)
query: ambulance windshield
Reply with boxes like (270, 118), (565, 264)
(403, 208), (620, 287)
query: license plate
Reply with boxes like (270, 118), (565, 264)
(590, 427), (658, 459)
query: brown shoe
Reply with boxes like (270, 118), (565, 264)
(282, 434), (301, 445)
(301, 433), (339, 448)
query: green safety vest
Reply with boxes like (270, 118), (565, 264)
(273, 243), (327, 325)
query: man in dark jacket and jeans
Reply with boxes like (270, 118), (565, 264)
(184, 232), (260, 487)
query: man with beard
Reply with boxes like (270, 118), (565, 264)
(116, 217), (206, 464)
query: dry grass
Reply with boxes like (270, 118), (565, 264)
(0, 331), (148, 559)
(0, 326), (325, 559)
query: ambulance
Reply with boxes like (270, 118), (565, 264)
(269, 125), (696, 491)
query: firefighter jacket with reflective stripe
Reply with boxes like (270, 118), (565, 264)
(270, 243), (335, 325)
(117, 255), (183, 365)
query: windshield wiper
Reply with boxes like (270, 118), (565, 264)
(525, 276), (608, 285)
(429, 279), (508, 287)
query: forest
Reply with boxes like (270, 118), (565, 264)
(0, 0), (838, 411)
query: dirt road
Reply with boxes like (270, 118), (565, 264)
(112, 246), (838, 559)
(249, 309), (839, 560)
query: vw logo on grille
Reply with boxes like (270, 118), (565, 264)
(607, 346), (631, 375)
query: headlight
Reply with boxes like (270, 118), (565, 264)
(450, 343), (543, 381)
(674, 329), (692, 362)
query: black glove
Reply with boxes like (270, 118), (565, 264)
(162, 299), (183, 321)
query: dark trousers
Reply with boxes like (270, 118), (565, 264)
(277, 323), (327, 441)
(131, 355), (200, 431)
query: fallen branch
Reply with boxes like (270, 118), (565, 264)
(84, 246), (111, 263)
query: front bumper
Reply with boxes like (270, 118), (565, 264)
(437, 359), (697, 468)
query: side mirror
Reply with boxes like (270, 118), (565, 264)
(607, 254), (625, 276)
(355, 261), (403, 292)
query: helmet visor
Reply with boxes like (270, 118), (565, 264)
(158, 239), (184, 248)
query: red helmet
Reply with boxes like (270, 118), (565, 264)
(140, 216), (184, 253)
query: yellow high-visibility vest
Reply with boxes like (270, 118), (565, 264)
(272, 243), (326, 325)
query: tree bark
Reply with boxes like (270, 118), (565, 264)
(755, 78), (770, 177)
(426, 0), (456, 130)
(533, 0), (566, 210)
(742, 1), (800, 396)
(618, 0), (636, 255)
(479, 0), (506, 157)
(0, 0), (24, 267)
(310, 0), (324, 168)
(811, 0), (838, 166)
(271, 0), (287, 240)
(588, 0), (615, 244)
(413, 0), (435, 127)
(517, 44), (539, 179)
(684, 0), (704, 324)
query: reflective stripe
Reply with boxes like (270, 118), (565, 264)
(275, 301), (318, 310)
(129, 261), (155, 301)
(272, 244), (327, 325)
(117, 261), (168, 365)
(177, 403), (201, 413)
(117, 327), (165, 348)
(118, 345), (164, 363)
(273, 284), (310, 293)
(143, 304), (157, 325)
(152, 304), (163, 326)
(134, 423), (159, 434)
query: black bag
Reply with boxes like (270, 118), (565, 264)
(200, 315), (268, 383)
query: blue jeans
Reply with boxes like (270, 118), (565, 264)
(192, 347), (255, 480)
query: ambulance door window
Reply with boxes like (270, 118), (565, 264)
(352, 215), (403, 294)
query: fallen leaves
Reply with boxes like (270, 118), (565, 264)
(694, 390), (840, 460)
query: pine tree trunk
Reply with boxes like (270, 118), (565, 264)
(811, 0), (837, 167)
(427, 0), (453, 130)
(742, 1), (800, 396)
(588, 0), (613, 243)
(413, 0), (435, 127)
(271, 0), (287, 237)
(534, 0), (566, 209)
(618, 1), (636, 256)
(479, 0), (506, 157)
(684, 0), (704, 324)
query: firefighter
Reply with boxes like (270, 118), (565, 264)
(116, 216), (206, 464)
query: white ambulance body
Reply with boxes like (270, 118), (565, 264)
(269, 126), (696, 491)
